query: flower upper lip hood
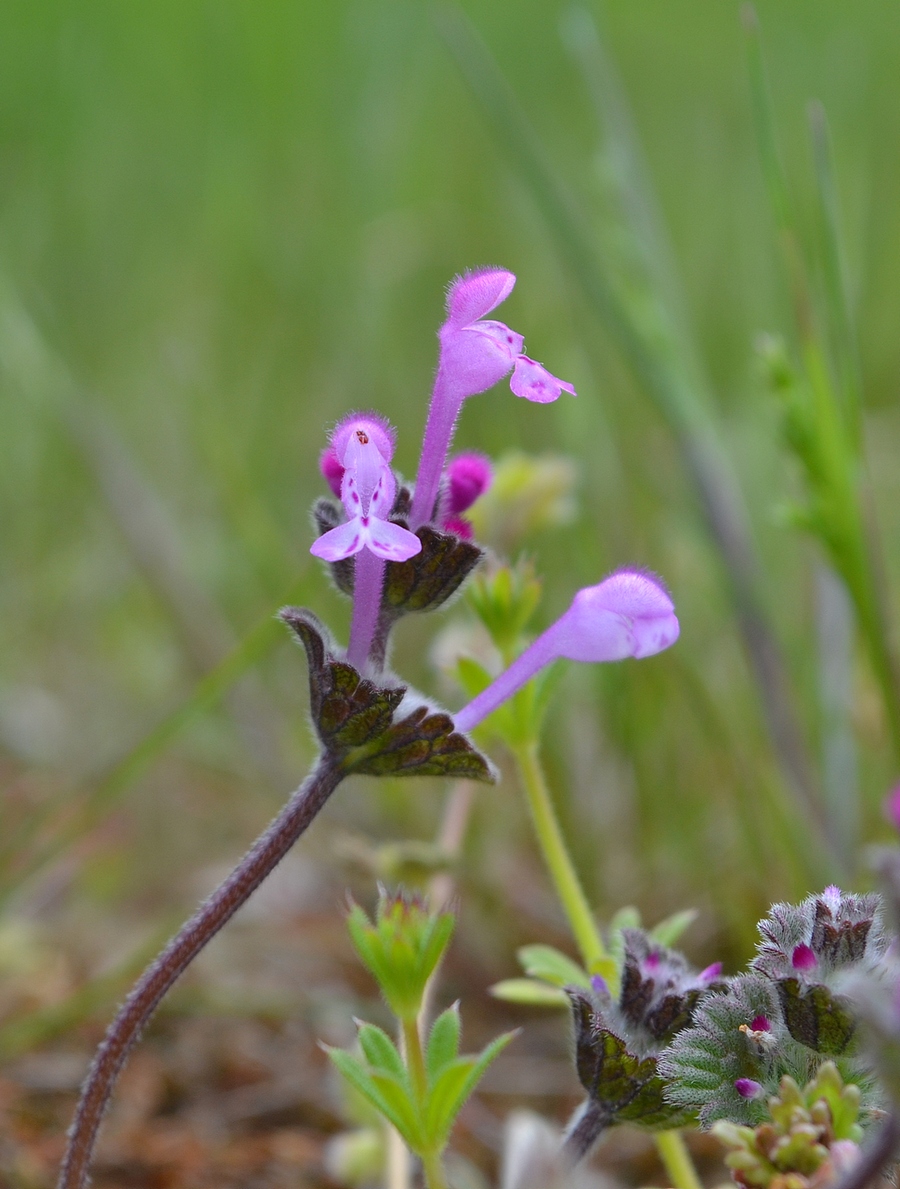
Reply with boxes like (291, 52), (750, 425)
(410, 268), (576, 529)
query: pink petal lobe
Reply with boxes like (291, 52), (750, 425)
(365, 518), (423, 562)
(446, 269), (516, 327)
(510, 355), (576, 403)
(310, 518), (365, 561)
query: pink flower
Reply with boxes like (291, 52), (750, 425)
(410, 269), (575, 528)
(453, 569), (678, 733)
(310, 414), (421, 564)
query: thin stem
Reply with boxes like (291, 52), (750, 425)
(513, 743), (704, 1189)
(563, 1100), (608, 1164)
(347, 549), (387, 671)
(421, 1150), (450, 1189)
(654, 1129), (703, 1189)
(510, 740), (606, 970)
(57, 755), (345, 1189)
(410, 368), (461, 530)
(401, 1015), (449, 1189)
(402, 1016), (429, 1105)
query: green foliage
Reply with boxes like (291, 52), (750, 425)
(327, 1008), (515, 1163)
(711, 1063), (863, 1189)
(346, 889), (455, 1022)
(516, 943), (591, 989)
(466, 559), (543, 660)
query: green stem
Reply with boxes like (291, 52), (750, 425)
(510, 740), (607, 970)
(512, 742), (702, 1189)
(655, 1129), (703, 1189)
(402, 1016), (429, 1104)
(402, 1018), (448, 1189)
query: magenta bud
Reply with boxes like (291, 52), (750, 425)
(445, 452), (493, 515)
(735, 1078), (764, 1100)
(791, 944), (817, 972)
(320, 447), (344, 497)
(442, 515), (474, 540)
(749, 1015), (771, 1033)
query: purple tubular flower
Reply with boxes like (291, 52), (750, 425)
(735, 1078), (764, 1100)
(453, 569), (679, 734)
(310, 413), (421, 671)
(410, 269), (575, 529)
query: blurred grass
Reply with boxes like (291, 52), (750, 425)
(2, 0), (900, 1017)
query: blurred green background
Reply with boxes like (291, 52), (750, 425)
(2, 0), (900, 1035)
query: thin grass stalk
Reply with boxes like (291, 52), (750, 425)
(436, 5), (829, 855)
(744, 9), (900, 765)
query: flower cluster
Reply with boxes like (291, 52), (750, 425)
(303, 267), (680, 733)
(563, 928), (725, 1159)
(659, 888), (887, 1129)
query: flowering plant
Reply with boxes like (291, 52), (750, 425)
(55, 268), (683, 1189)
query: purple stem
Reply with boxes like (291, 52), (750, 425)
(563, 1101), (609, 1164)
(347, 549), (387, 671)
(453, 627), (558, 733)
(410, 368), (462, 530)
(57, 755), (345, 1189)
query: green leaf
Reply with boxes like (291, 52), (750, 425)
(776, 978), (857, 1056)
(649, 908), (698, 947)
(357, 1022), (408, 1085)
(426, 1004), (461, 1083)
(489, 978), (570, 1008)
(609, 906), (641, 932)
(370, 1071), (424, 1150)
(424, 1032), (517, 1149)
(280, 610), (495, 782)
(517, 944), (590, 989)
(328, 1048), (415, 1142)
(456, 656), (493, 700)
